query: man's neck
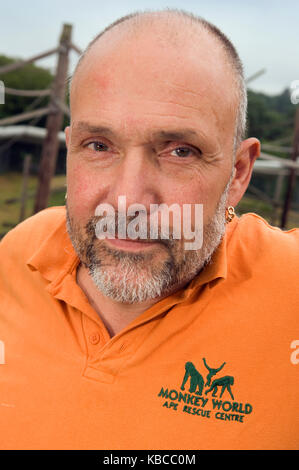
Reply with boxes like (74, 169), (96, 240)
(76, 263), (165, 337)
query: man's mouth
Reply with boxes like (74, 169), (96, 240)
(105, 236), (159, 251)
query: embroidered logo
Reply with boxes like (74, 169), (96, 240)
(158, 358), (253, 423)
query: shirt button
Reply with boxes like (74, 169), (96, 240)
(89, 332), (100, 345)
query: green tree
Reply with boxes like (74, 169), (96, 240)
(0, 54), (53, 126)
(247, 88), (295, 145)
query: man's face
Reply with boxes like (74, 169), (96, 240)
(65, 24), (237, 303)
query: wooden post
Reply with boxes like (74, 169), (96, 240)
(280, 106), (299, 229)
(19, 154), (32, 222)
(270, 172), (284, 226)
(33, 24), (72, 214)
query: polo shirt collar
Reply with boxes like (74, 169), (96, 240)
(27, 216), (78, 286)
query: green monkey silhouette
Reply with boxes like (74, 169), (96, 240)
(181, 362), (205, 396)
(202, 357), (226, 386)
(205, 376), (235, 400)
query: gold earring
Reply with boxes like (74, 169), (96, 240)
(65, 192), (67, 200)
(225, 206), (235, 223)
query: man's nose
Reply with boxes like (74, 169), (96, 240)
(108, 148), (161, 211)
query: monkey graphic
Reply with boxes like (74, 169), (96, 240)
(180, 361), (205, 396)
(202, 357), (226, 386)
(205, 376), (235, 400)
(180, 360), (235, 400)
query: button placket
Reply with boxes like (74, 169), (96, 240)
(81, 314), (105, 360)
(89, 331), (100, 345)
(81, 305), (173, 383)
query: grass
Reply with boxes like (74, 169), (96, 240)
(0, 172), (298, 238)
(0, 172), (66, 237)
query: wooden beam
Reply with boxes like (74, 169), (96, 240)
(0, 106), (52, 126)
(245, 68), (266, 85)
(54, 97), (70, 117)
(33, 24), (72, 214)
(4, 87), (51, 97)
(261, 143), (292, 154)
(70, 42), (82, 55)
(0, 47), (60, 75)
(259, 152), (299, 170)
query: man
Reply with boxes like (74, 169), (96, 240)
(0, 9), (298, 450)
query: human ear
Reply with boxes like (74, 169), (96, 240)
(227, 137), (260, 207)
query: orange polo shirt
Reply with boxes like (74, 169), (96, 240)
(0, 207), (298, 450)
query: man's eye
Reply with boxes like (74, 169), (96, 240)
(170, 147), (196, 158)
(87, 141), (109, 152)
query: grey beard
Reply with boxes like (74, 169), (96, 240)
(66, 187), (228, 304)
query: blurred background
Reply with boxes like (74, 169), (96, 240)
(0, 0), (298, 238)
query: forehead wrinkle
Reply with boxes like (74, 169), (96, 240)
(166, 81), (208, 98)
(140, 98), (209, 113)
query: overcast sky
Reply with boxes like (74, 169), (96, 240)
(0, 0), (298, 95)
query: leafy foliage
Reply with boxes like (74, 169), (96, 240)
(247, 88), (296, 144)
(0, 54), (54, 126)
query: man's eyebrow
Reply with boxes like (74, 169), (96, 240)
(152, 129), (203, 142)
(71, 121), (116, 138)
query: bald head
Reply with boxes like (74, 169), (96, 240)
(70, 9), (247, 150)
